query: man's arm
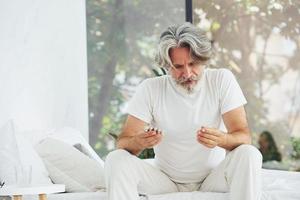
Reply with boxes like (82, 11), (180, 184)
(197, 106), (251, 151)
(220, 106), (251, 150)
(117, 115), (162, 155)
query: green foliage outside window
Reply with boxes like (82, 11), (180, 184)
(291, 137), (300, 159)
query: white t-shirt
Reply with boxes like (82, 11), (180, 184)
(126, 68), (247, 183)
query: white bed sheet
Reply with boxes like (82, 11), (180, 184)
(18, 169), (300, 200)
(48, 192), (107, 200)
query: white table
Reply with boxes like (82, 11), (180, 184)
(0, 184), (65, 200)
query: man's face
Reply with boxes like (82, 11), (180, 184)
(169, 47), (205, 93)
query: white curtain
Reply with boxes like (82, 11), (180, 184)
(0, 0), (88, 139)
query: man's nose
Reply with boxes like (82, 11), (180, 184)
(182, 65), (192, 78)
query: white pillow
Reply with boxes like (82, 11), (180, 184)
(22, 127), (105, 167)
(35, 138), (105, 192)
(48, 127), (104, 167)
(15, 134), (52, 185)
(0, 120), (22, 185)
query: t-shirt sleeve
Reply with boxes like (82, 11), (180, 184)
(219, 69), (247, 114)
(125, 80), (153, 124)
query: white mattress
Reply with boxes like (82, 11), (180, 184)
(48, 192), (107, 200)
(19, 169), (300, 200)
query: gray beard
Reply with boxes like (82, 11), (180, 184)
(174, 79), (199, 94)
(173, 75), (201, 94)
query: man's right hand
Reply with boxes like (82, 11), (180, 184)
(133, 128), (163, 149)
(117, 115), (163, 155)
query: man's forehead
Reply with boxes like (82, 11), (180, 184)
(169, 47), (190, 55)
(170, 47), (194, 63)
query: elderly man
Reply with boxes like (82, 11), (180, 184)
(105, 23), (262, 200)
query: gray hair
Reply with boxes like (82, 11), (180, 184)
(155, 22), (212, 68)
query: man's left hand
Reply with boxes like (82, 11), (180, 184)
(196, 127), (227, 148)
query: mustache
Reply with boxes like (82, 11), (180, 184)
(176, 75), (200, 84)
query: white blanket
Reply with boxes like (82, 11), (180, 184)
(44, 169), (300, 200)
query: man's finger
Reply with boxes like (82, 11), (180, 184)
(198, 135), (216, 146)
(201, 127), (221, 136)
(197, 138), (215, 148)
(198, 132), (218, 141)
(148, 139), (160, 147)
(199, 140), (216, 148)
(145, 134), (161, 142)
(141, 131), (157, 138)
(147, 137), (161, 147)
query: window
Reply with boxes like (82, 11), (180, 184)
(192, 0), (300, 170)
(86, 0), (185, 157)
(86, 0), (300, 170)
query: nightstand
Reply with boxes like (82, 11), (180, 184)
(0, 184), (65, 200)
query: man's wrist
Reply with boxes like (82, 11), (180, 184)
(128, 136), (144, 155)
(219, 132), (228, 149)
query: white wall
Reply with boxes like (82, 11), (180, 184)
(0, 0), (89, 139)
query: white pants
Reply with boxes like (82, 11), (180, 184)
(104, 144), (262, 200)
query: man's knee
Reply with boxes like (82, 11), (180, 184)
(106, 149), (130, 162)
(233, 144), (263, 163)
(105, 149), (132, 170)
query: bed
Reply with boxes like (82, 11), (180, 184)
(2, 124), (300, 200)
(46, 168), (300, 200)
